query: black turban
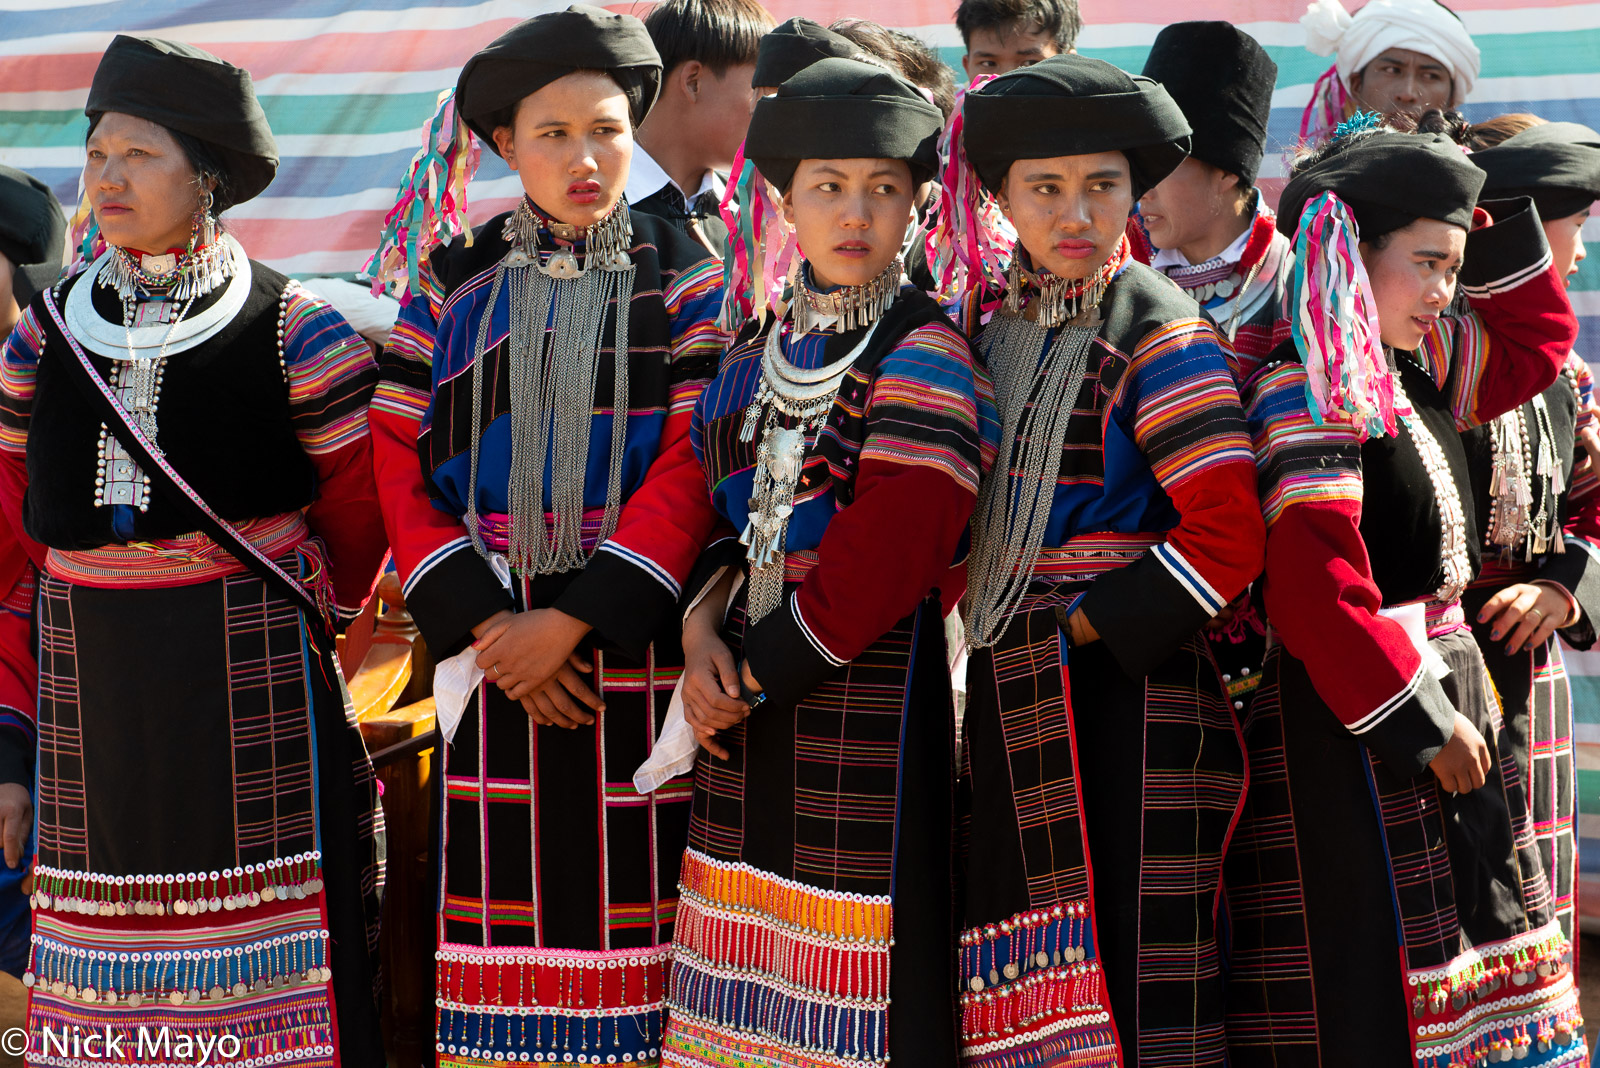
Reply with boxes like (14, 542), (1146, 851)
(745, 58), (944, 193)
(962, 54), (1192, 200)
(86, 35), (278, 210)
(456, 5), (662, 151)
(0, 165), (65, 309)
(753, 18), (863, 89)
(1279, 131), (1485, 240)
(1141, 21), (1277, 186)
(1473, 122), (1600, 222)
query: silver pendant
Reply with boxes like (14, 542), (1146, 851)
(1214, 276), (1236, 299)
(764, 426), (806, 484)
(543, 248), (582, 279)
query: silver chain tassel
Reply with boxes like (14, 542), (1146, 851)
(463, 199), (636, 577)
(1002, 258), (1109, 330)
(98, 238), (237, 305)
(964, 308), (1100, 648)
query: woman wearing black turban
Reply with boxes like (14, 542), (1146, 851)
(947, 53), (1266, 1067)
(661, 57), (987, 1068)
(0, 34), (388, 1066)
(1223, 118), (1582, 1062)
(1455, 119), (1600, 950)
(367, 6), (727, 1064)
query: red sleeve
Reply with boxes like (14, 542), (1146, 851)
(281, 287), (389, 619)
(1417, 199), (1578, 429)
(742, 460), (973, 707)
(0, 549), (35, 788)
(1248, 361), (1455, 775)
(369, 264), (512, 657)
(1077, 315), (1265, 678)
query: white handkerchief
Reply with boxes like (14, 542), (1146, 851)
(1378, 602), (1452, 680)
(633, 676), (698, 794)
(433, 645), (485, 745)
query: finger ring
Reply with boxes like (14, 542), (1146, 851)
(492, 664), (503, 678)
(1528, 608), (1545, 622)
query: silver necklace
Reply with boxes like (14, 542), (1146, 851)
(1393, 369), (1472, 603)
(500, 196), (632, 279)
(462, 198), (636, 576)
(90, 258), (206, 513)
(790, 257), (902, 335)
(98, 238), (237, 305)
(738, 315), (881, 622)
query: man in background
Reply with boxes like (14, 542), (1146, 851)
(955, 0), (1080, 80)
(1299, 0), (1480, 143)
(635, 0), (774, 252)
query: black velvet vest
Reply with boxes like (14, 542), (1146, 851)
(24, 263), (317, 549)
(1357, 354), (1482, 605)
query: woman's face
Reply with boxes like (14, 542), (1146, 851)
(85, 112), (208, 254)
(1544, 206), (1590, 288)
(998, 151), (1133, 281)
(493, 71), (633, 230)
(782, 157), (916, 290)
(1360, 217), (1466, 351)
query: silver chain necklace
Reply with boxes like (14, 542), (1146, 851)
(738, 315), (881, 622)
(790, 257), (902, 335)
(964, 305), (1101, 648)
(463, 199), (636, 576)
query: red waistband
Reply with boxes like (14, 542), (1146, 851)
(45, 512), (313, 589)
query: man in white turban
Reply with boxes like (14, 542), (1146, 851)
(1299, 0), (1481, 144)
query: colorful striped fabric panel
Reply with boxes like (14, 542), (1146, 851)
(1243, 360), (1364, 528)
(0, 307), (45, 454)
(283, 284), (379, 454)
(860, 320), (989, 495)
(1107, 316), (1256, 487)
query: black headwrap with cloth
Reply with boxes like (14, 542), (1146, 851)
(455, 4), (663, 151)
(86, 35), (278, 211)
(962, 54), (1192, 200)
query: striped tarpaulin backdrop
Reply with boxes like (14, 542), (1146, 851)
(3, 0), (1600, 913)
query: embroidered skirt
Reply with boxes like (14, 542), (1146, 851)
(1464, 580), (1580, 945)
(1224, 625), (1583, 1066)
(958, 582), (1245, 1068)
(24, 555), (384, 1067)
(662, 594), (958, 1068)
(436, 577), (690, 1068)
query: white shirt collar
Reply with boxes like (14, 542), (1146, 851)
(1150, 218), (1256, 270)
(1149, 189), (1267, 271)
(625, 144), (724, 205)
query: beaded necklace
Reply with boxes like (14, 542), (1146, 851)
(1393, 365), (1472, 602)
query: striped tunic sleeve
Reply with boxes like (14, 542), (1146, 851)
(1075, 316), (1264, 677)
(1243, 355), (1455, 774)
(281, 286), (387, 618)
